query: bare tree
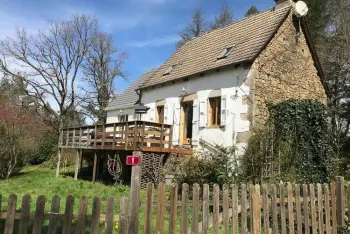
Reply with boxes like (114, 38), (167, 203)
(0, 14), (97, 132)
(211, 2), (235, 30)
(176, 6), (208, 48)
(81, 32), (126, 123)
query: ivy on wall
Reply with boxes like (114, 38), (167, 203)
(269, 99), (333, 183)
(241, 99), (334, 184)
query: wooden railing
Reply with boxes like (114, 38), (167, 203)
(59, 121), (174, 152)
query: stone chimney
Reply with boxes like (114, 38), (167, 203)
(274, 0), (293, 9)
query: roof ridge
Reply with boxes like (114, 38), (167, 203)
(178, 5), (292, 49)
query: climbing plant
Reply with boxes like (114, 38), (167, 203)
(269, 99), (333, 183)
(241, 99), (334, 184)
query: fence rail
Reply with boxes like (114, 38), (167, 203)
(0, 177), (349, 233)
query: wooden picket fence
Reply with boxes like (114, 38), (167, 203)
(139, 177), (349, 234)
(0, 194), (121, 234)
(0, 177), (349, 233)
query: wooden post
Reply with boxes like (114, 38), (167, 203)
(72, 129), (76, 148)
(213, 184), (219, 234)
(232, 184), (239, 234)
(92, 152), (97, 183)
(113, 123), (116, 150)
(102, 124), (105, 149)
(94, 125), (97, 149)
(74, 149), (80, 180)
(128, 151), (142, 234)
(168, 125), (173, 149)
(56, 148), (62, 177)
(144, 183), (154, 234)
(241, 184), (248, 234)
(119, 197), (129, 234)
(125, 122), (129, 150)
(168, 184), (178, 234)
(79, 128), (82, 147)
(79, 149), (83, 176)
(336, 176), (345, 227)
(180, 183), (189, 234)
(331, 183), (337, 234)
(141, 122), (145, 149)
(156, 183), (166, 233)
(252, 185), (261, 234)
(160, 123), (164, 148)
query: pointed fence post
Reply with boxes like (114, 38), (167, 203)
(336, 176), (345, 227)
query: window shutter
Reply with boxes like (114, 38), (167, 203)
(164, 104), (169, 124)
(172, 102), (181, 145)
(220, 95), (227, 126)
(199, 99), (207, 128)
(149, 106), (155, 122)
(143, 111), (149, 121)
(192, 100), (200, 145)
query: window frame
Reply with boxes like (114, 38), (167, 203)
(208, 97), (221, 127)
(156, 105), (165, 124)
(217, 47), (233, 60)
(119, 114), (128, 122)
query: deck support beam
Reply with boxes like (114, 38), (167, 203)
(74, 149), (82, 180)
(92, 151), (97, 183)
(55, 148), (62, 177)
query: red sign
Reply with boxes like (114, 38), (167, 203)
(126, 156), (140, 166)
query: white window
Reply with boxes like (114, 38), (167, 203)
(119, 115), (128, 122)
(217, 47), (233, 59)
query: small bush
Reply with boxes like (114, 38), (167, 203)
(174, 144), (238, 187)
(43, 149), (77, 170)
(29, 131), (59, 164)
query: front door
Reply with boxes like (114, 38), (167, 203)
(181, 102), (193, 145)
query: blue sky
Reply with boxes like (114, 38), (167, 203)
(0, 0), (276, 93)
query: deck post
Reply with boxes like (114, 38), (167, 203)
(128, 151), (142, 234)
(55, 148), (62, 177)
(92, 151), (97, 183)
(74, 149), (81, 180)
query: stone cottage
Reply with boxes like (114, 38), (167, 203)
(106, 0), (328, 155)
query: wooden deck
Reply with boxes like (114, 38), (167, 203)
(59, 120), (193, 155)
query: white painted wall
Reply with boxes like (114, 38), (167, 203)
(106, 107), (137, 124)
(141, 66), (252, 150)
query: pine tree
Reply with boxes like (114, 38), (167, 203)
(211, 2), (235, 30)
(245, 5), (260, 17)
(176, 6), (208, 48)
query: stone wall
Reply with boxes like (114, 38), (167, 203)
(250, 12), (327, 127)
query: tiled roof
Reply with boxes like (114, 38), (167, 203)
(140, 6), (291, 88)
(106, 68), (158, 110)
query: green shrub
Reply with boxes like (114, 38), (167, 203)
(174, 144), (238, 187)
(43, 149), (77, 170)
(29, 131), (58, 164)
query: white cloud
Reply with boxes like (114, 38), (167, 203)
(125, 35), (179, 47)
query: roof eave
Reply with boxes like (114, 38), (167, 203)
(300, 17), (330, 98)
(139, 59), (253, 90)
(252, 7), (292, 61)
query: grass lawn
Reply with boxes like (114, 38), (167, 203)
(0, 165), (147, 233)
(0, 166), (219, 233)
(0, 166), (136, 212)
